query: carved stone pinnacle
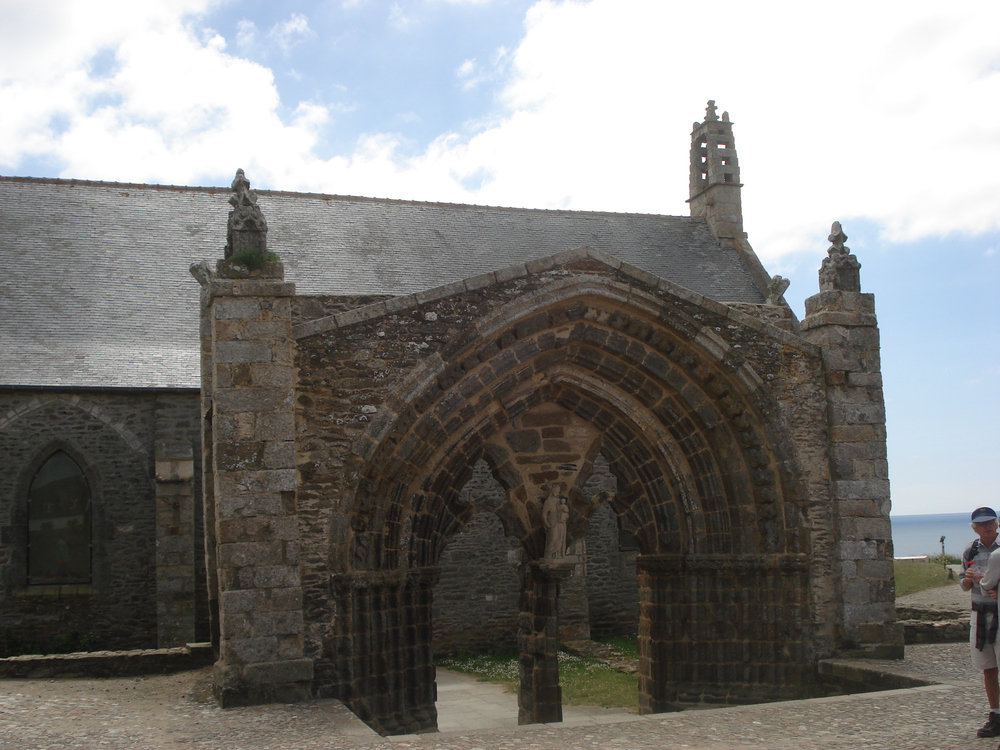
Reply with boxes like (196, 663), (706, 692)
(818, 221), (861, 292)
(224, 168), (268, 261)
(827, 221), (849, 256)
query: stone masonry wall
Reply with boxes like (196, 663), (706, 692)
(585, 502), (638, 638)
(433, 460), (522, 654)
(0, 389), (206, 652)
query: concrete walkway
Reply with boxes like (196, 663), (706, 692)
(422, 668), (636, 734)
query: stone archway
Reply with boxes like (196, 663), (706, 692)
(320, 279), (814, 733)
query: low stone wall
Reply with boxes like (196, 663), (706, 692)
(0, 643), (214, 678)
(901, 619), (967, 644)
(896, 604), (968, 645)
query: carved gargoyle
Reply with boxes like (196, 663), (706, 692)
(766, 274), (790, 306)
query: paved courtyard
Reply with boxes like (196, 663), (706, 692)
(0, 584), (981, 750)
(0, 641), (990, 750)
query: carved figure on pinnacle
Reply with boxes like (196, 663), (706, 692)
(818, 221), (861, 292)
(224, 168), (269, 261)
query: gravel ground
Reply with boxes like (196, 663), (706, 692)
(897, 576), (967, 613)
(2, 583), (993, 750)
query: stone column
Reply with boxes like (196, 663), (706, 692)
(637, 553), (811, 712)
(801, 223), (902, 658)
(328, 568), (439, 735)
(154, 443), (196, 647)
(207, 260), (313, 705)
(518, 559), (573, 725)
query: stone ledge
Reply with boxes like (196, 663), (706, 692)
(0, 643), (214, 678)
(817, 658), (935, 691)
(801, 310), (878, 330)
(900, 618), (968, 644)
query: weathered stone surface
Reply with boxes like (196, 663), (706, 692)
(205, 268), (311, 708)
(0, 391), (209, 652)
(184, 111), (895, 733)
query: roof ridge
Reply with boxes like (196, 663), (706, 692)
(0, 174), (693, 221)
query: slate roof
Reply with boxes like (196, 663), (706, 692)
(0, 176), (766, 389)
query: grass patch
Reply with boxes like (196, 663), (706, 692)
(894, 558), (956, 597)
(437, 647), (520, 687)
(599, 635), (638, 659)
(437, 642), (638, 709)
(558, 652), (637, 707)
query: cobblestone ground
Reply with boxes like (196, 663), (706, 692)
(0, 643), (993, 750)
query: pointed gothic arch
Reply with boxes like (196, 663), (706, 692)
(309, 273), (817, 731)
(26, 447), (94, 585)
(347, 281), (805, 566)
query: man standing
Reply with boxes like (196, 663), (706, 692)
(961, 506), (1000, 737)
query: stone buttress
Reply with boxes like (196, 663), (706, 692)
(801, 222), (903, 657)
(192, 171), (312, 706)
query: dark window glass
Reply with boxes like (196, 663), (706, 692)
(28, 451), (91, 584)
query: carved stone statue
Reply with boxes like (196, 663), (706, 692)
(541, 485), (569, 559)
(766, 274), (790, 306)
(224, 168), (268, 260)
(818, 221), (861, 292)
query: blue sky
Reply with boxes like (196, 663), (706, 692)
(1, 0), (997, 515)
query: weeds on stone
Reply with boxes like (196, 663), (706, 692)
(228, 249), (280, 270)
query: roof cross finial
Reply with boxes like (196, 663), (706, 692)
(705, 100), (719, 122)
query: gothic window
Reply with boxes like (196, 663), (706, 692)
(27, 451), (92, 584)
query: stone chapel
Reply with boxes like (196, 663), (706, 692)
(0, 102), (900, 734)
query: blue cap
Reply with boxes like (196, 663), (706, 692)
(972, 507), (998, 523)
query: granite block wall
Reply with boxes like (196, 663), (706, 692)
(0, 389), (207, 652)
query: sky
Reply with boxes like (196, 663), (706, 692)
(1, 0), (997, 516)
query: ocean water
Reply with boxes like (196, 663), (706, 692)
(890, 513), (975, 558)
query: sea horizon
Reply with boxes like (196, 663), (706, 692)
(890, 512), (972, 558)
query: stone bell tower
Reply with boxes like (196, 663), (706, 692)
(687, 100), (771, 295)
(688, 99), (743, 245)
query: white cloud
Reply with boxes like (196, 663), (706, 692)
(2, 0), (999, 264)
(268, 13), (313, 54)
(0, 1), (331, 187)
(388, 4), (412, 31)
(422, 0), (1000, 261)
(457, 59), (476, 79)
(235, 19), (257, 49)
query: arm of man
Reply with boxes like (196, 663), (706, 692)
(961, 543), (976, 590)
(980, 548), (1000, 592)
